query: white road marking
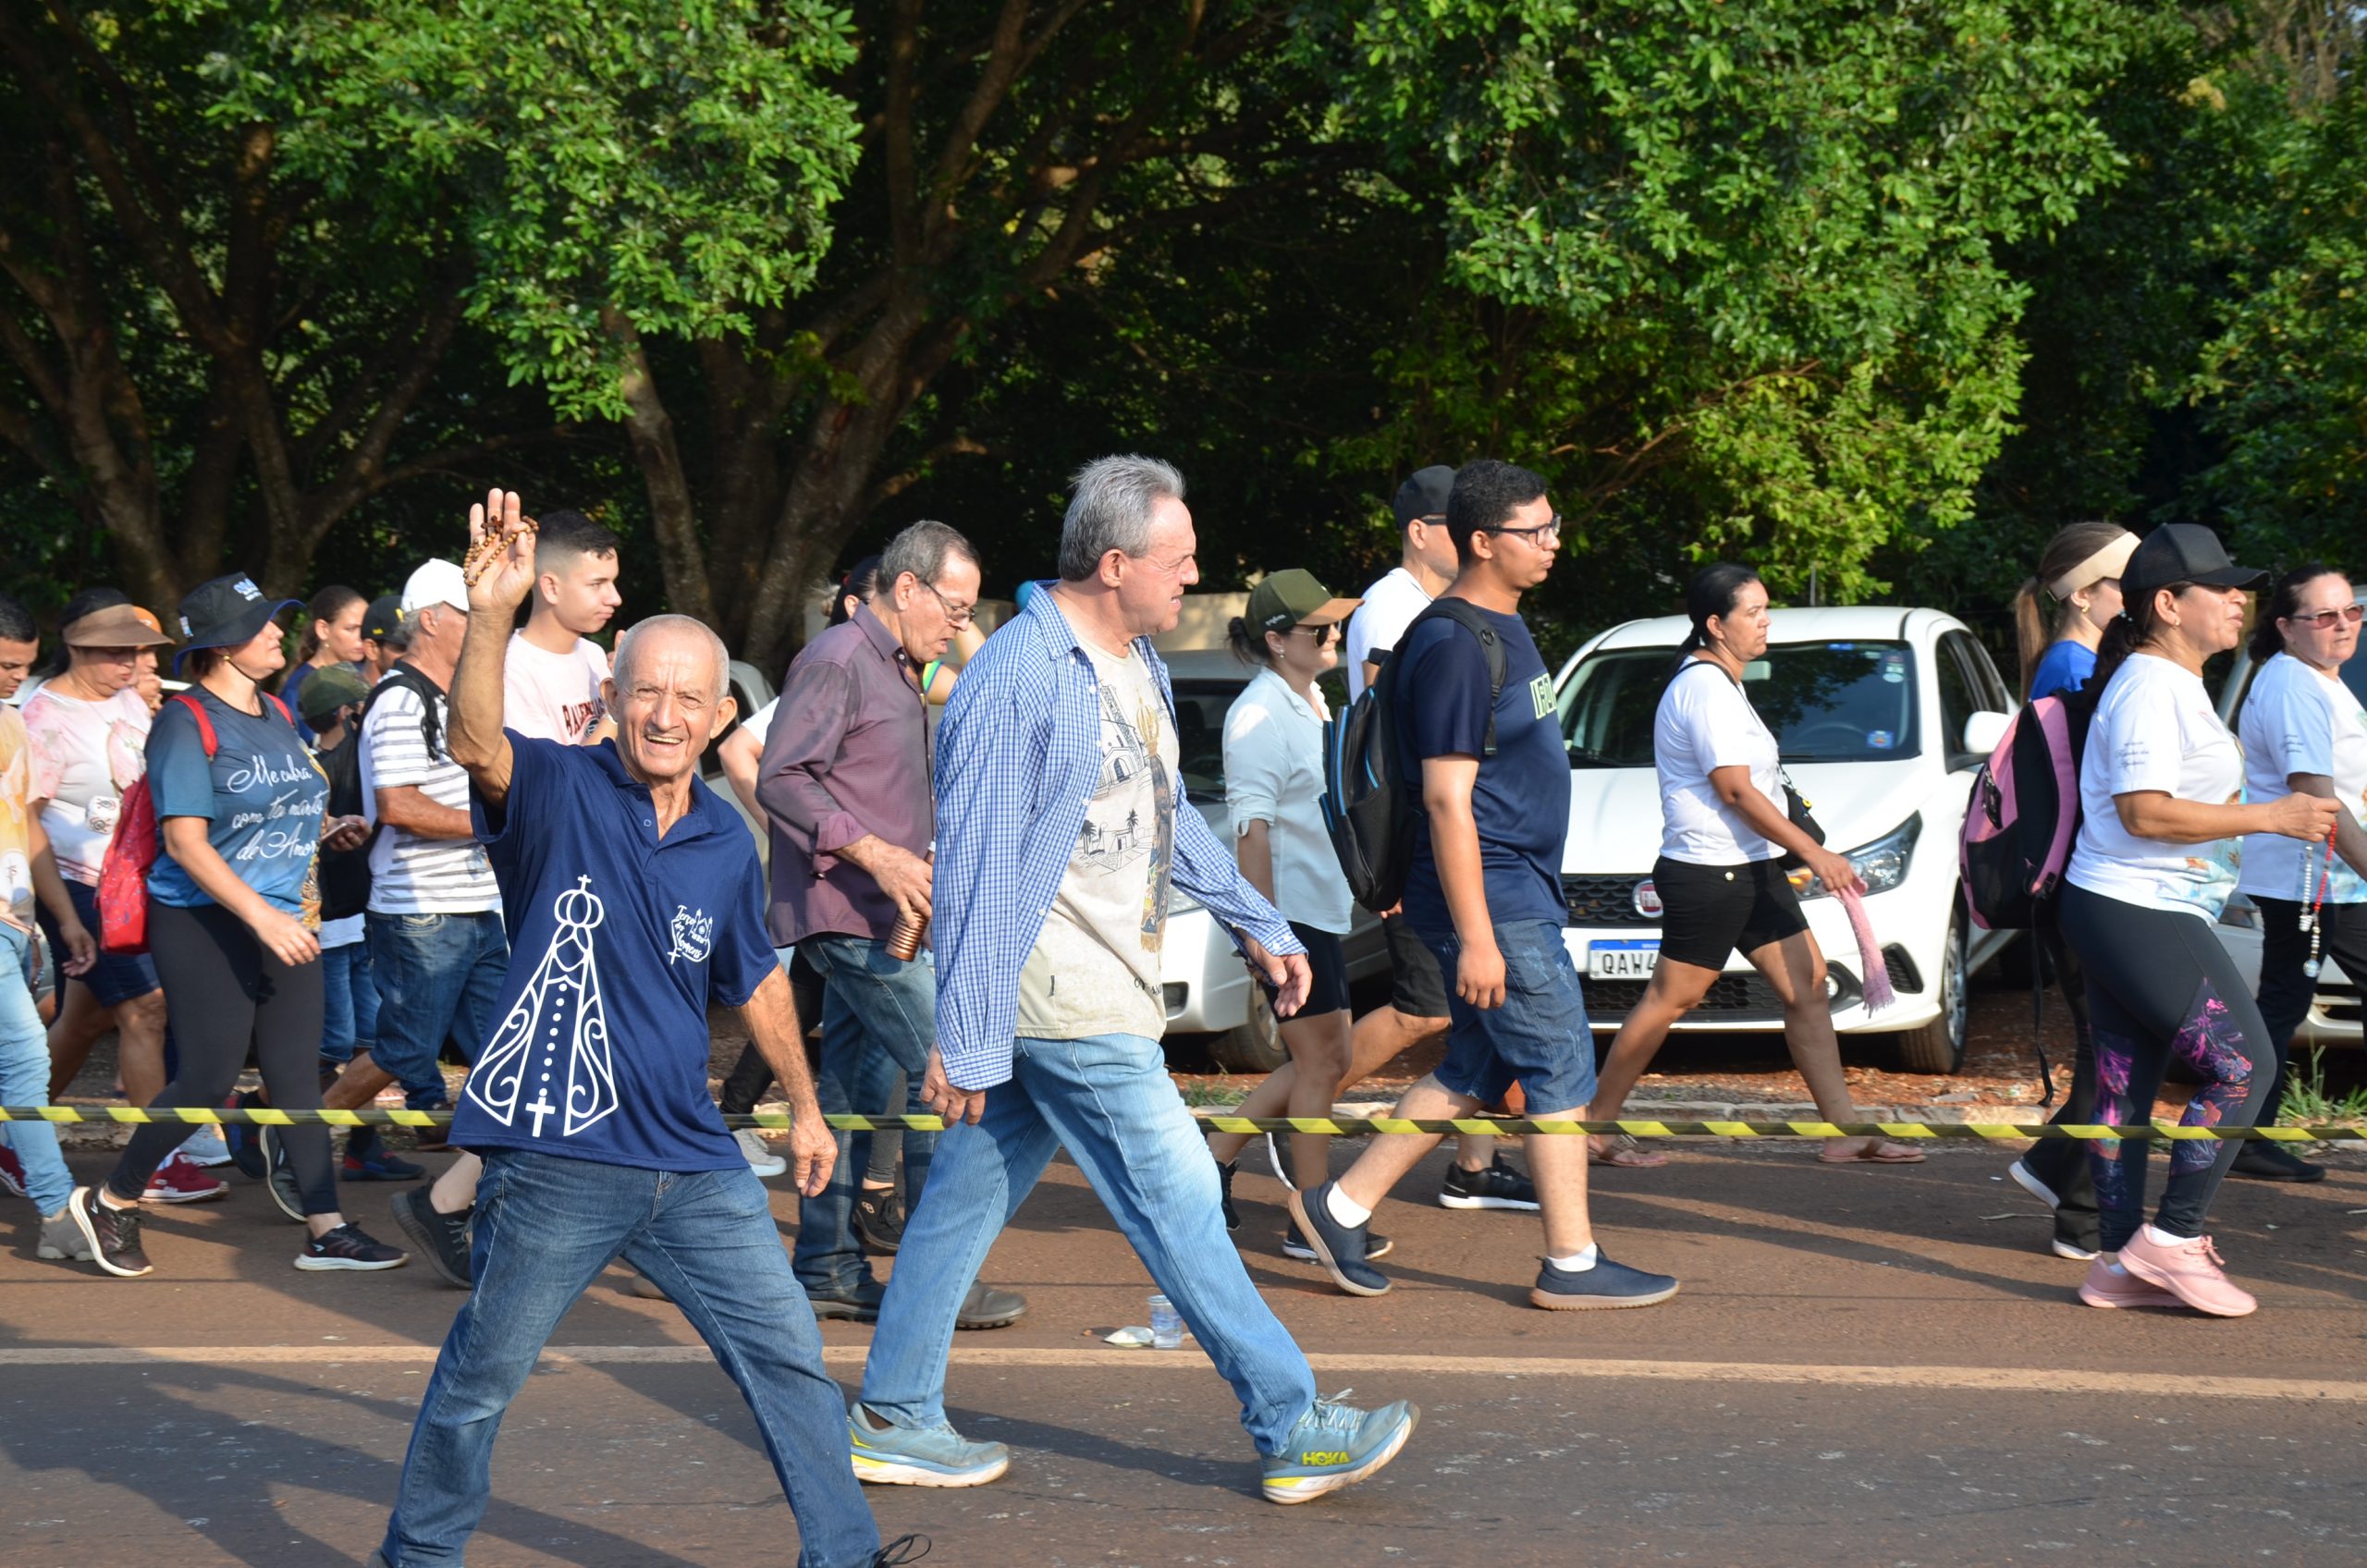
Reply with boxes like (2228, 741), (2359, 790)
(1, 1343), (2359, 1403)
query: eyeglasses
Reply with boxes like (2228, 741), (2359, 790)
(921, 580), (975, 630)
(1288, 622), (1341, 644)
(2287, 603), (2365, 630)
(1485, 514), (1563, 545)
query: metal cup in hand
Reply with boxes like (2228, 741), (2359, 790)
(887, 910), (929, 962)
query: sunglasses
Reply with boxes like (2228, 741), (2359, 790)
(2286, 604), (2365, 630)
(1287, 621), (1341, 643)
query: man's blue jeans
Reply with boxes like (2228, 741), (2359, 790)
(791, 935), (938, 1295)
(321, 937), (380, 1068)
(0, 924), (72, 1216)
(860, 1031), (1318, 1455)
(380, 1149), (879, 1567)
(366, 911), (508, 1109)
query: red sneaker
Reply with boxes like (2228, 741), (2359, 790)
(0, 1142), (26, 1199)
(142, 1152), (228, 1205)
(2118, 1229), (2257, 1317)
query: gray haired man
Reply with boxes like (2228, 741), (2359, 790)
(757, 519), (1024, 1329)
(845, 455), (1417, 1502)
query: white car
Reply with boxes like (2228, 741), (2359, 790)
(2210, 593), (2367, 1052)
(1158, 649), (1389, 1072)
(1553, 606), (2019, 1072)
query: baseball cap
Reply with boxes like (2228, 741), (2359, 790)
(1392, 465), (1456, 528)
(401, 558), (471, 618)
(362, 594), (405, 643)
(1245, 569), (1360, 636)
(174, 572), (300, 666)
(2121, 523), (2269, 599)
(297, 664), (372, 728)
(63, 604), (174, 649)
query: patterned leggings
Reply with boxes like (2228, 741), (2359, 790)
(2059, 884), (2273, 1251)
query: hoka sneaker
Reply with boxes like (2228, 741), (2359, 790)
(1439, 1154), (1539, 1211)
(2118, 1229), (2257, 1317)
(1286, 1182), (1390, 1297)
(0, 1142), (26, 1198)
(142, 1151), (227, 1205)
(735, 1127), (788, 1179)
(67, 1187), (152, 1278)
(848, 1402), (1010, 1488)
(1261, 1392), (1418, 1504)
(296, 1221), (408, 1271)
(2076, 1259), (2183, 1310)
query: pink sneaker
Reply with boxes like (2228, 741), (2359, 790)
(2076, 1259), (2182, 1310)
(2118, 1229), (2257, 1317)
(0, 1143), (26, 1199)
(143, 1152), (228, 1205)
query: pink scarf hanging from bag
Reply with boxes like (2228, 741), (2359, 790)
(1834, 884), (1895, 1013)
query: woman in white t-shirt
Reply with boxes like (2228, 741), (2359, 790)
(2058, 526), (2339, 1318)
(1586, 565), (1920, 1168)
(18, 604), (215, 1195)
(2232, 565), (2366, 1184)
(1203, 570), (1369, 1259)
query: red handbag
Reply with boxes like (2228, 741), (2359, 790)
(94, 692), (289, 954)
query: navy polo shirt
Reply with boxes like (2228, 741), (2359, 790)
(448, 733), (776, 1172)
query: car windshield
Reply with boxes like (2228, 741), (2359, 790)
(1170, 668), (1348, 798)
(1561, 642), (1920, 766)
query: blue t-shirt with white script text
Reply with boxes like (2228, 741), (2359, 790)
(145, 691), (327, 915)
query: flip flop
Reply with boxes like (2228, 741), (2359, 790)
(1588, 1133), (1670, 1170)
(1817, 1139), (1926, 1165)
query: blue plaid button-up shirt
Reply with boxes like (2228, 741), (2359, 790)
(933, 585), (1305, 1089)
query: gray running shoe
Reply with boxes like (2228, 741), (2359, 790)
(1262, 1391), (1418, 1503)
(849, 1402), (1010, 1488)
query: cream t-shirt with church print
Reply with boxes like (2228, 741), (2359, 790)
(1017, 639), (1179, 1040)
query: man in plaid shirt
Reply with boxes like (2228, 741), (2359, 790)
(842, 455), (1418, 1505)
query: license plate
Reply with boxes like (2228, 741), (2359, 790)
(1588, 939), (1660, 980)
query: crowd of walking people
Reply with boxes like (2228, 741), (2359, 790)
(0, 456), (2355, 1566)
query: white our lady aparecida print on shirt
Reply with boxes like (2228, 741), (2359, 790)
(468, 875), (619, 1140)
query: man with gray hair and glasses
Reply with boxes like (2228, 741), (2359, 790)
(845, 455), (1417, 1503)
(757, 519), (1024, 1329)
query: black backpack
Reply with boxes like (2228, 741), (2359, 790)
(315, 729), (373, 923)
(1320, 598), (1509, 914)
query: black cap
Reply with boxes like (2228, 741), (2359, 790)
(1392, 465), (1456, 528)
(173, 572), (299, 669)
(2122, 523), (2270, 599)
(362, 594), (406, 643)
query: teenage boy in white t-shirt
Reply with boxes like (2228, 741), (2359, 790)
(504, 510), (621, 746)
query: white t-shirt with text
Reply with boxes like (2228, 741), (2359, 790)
(2066, 653), (2243, 921)
(504, 631), (610, 745)
(1654, 659), (1784, 864)
(2237, 651), (2367, 904)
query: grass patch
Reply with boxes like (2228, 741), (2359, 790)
(2278, 1050), (2367, 1126)
(1174, 1081), (1248, 1108)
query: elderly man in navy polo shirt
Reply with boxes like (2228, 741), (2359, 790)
(374, 492), (910, 1568)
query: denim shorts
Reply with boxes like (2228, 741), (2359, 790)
(35, 877), (161, 1008)
(1418, 918), (1597, 1115)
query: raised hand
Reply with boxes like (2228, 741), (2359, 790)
(463, 487), (539, 610)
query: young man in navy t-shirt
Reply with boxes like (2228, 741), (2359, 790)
(1289, 459), (1680, 1312)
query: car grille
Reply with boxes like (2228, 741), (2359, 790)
(1564, 874), (1659, 926)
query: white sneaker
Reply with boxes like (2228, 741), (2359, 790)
(735, 1127), (787, 1178)
(179, 1124), (236, 1168)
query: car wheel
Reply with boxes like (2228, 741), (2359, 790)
(1209, 995), (1292, 1074)
(1893, 900), (1969, 1074)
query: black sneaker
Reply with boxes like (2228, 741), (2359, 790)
(2229, 1143), (2327, 1183)
(1286, 1182), (1391, 1297)
(1439, 1154), (1539, 1211)
(343, 1126), (427, 1182)
(807, 1276), (889, 1322)
(1219, 1158), (1242, 1232)
(854, 1185), (906, 1254)
(1282, 1221), (1392, 1262)
(68, 1186), (153, 1278)
(259, 1125), (308, 1222)
(390, 1186), (474, 1289)
(297, 1221), (408, 1271)
(1530, 1253), (1678, 1311)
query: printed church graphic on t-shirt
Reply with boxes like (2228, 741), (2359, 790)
(1074, 680), (1174, 953)
(467, 875), (620, 1139)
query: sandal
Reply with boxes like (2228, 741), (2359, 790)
(1588, 1133), (1670, 1169)
(1818, 1137), (1926, 1165)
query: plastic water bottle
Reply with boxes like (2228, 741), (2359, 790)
(1148, 1293), (1184, 1350)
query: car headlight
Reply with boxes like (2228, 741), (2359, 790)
(2217, 893), (2260, 931)
(1789, 815), (1921, 900)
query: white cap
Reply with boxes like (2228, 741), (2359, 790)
(401, 558), (471, 617)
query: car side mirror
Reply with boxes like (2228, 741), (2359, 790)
(1961, 710), (2010, 757)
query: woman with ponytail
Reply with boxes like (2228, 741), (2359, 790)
(2059, 525), (2338, 1317)
(280, 586), (367, 742)
(2015, 522), (2139, 700)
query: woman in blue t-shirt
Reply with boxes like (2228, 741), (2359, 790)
(66, 573), (405, 1280)
(2000, 521), (2138, 1262)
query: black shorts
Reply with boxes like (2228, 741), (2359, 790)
(1382, 911), (1450, 1020)
(1653, 856), (1809, 971)
(1286, 923), (1351, 1018)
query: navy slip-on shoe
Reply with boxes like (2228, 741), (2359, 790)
(1530, 1254), (1679, 1311)
(1286, 1182), (1391, 1297)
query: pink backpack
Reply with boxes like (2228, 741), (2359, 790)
(1957, 693), (2084, 931)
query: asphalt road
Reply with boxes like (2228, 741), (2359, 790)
(4, 1138), (2363, 1567)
